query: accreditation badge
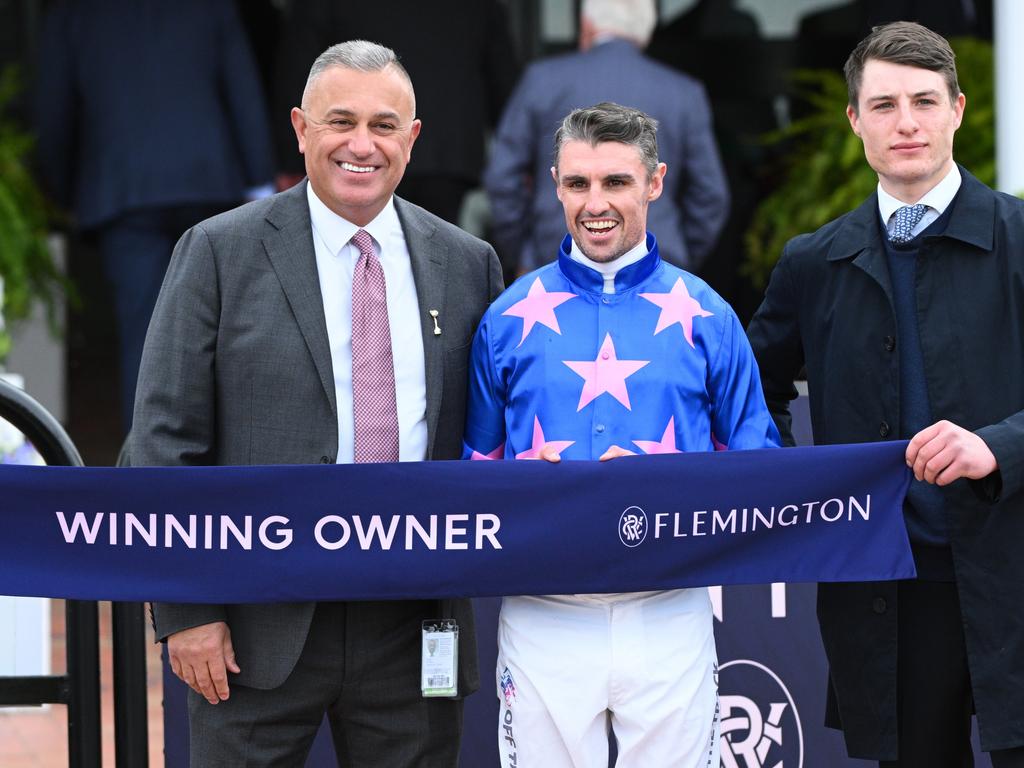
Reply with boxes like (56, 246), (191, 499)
(421, 619), (459, 698)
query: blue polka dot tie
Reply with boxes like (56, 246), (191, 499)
(888, 204), (929, 244)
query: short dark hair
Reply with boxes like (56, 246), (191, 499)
(552, 102), (659, 176)
(844, 21), (960, 112)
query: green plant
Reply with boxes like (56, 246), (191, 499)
(744, 37), (997, 289)
(0, 65), (67, 361)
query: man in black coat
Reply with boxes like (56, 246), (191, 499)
(748, 21), (1024, 768)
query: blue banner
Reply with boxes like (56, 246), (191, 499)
(0, 442), (914, 602)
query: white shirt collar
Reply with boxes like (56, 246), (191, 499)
(570, 236), (649, 294)
(592, 33), (623, 47)
(877, 164), (961, 224)
(306, 182), (401, 257)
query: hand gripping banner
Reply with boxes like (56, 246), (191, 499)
(0, 442), (914, 603)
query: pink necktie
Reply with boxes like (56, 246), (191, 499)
(350, 229), (399, 463)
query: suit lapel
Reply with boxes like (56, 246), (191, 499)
(828, 193), (895, 308)
(262, 182), (338, 418)
(395, 197), (448, 458)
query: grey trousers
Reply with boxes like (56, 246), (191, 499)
(188, 601), (464, 767)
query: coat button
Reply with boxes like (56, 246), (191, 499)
(879, 421), (890, 437)
(872, 597), (887, 614)
(320, 455), (333, 464)
(884, 335), (896, 352)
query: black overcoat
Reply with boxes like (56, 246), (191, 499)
(747, 167), (1024, 759)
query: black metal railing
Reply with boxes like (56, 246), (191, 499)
(0, 377), (149, 767)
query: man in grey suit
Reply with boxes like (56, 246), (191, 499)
(485, 0), (729, 275)
(132, 40), (503, 766)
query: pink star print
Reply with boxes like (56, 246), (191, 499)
(563, 334), (649, 411)
(633, 417), (682, 455)
(470, 444), (504, 460)
(502, 277), (576, 345)
(640, 277), (713, 348)
(515, 416), (575, 460)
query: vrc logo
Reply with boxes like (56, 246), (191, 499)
(618, 506), (647, 547)
(718, 659), (804, 768)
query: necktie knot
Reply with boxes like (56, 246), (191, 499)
(351, 229), (376, 261)
(889, 204), (929, 244)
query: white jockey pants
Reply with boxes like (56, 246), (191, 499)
(496, 588), (720, 768)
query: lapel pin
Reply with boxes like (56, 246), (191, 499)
(429, 309), (442, 336)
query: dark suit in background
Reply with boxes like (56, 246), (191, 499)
(34, 0), (274, 434)
(485, 8), (729, 274)
(645, 0), (770, 322)
(273, 0), (520, 224)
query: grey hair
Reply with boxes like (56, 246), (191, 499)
(582, 0), (657, 46)
(552, 102), (660, 177)
(301, 39), (415, 110)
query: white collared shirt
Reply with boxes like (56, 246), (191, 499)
(306, 184), (427, 464)
(877, 164), (962, 239)
(570, 237), (649, 294)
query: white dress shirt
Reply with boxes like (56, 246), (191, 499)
(877, 164), (962, 239)
(307, 184), (428, 463)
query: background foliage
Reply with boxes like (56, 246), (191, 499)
(0, 65), (66, 361)
(744, 38), (997, 289)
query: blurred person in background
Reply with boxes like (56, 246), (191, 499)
(485, 0), (728, 276)
(34, 0), (274, 435)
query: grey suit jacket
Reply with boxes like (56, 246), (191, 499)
(133, 181), (502, 694)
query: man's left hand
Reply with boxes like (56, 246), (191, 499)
(599, 445), (636, 461)
(906, 420), (998, 485)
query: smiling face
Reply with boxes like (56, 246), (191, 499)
(290, 65), (420, 225)
(847, 58), (964, 202)
(551, 140), (665, 263)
